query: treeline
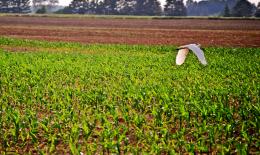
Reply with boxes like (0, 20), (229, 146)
(59, 0), (260, 17)
(0, 0), (260, 17)
(187, 0), (257, 17)
(0, 0), (31, 13)
(0, 0), (59, 13)
(60, 0), (162, 16)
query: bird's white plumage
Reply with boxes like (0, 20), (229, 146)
(176, 44), (207, 65)
(176, 48), (189, 65)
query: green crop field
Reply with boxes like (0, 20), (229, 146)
(0, 37), (259, 154)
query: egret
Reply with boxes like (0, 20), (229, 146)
(176, 44), (207, 65)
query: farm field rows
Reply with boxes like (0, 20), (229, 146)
(0, 37), (259, 154)
(0, 16), (260, 47)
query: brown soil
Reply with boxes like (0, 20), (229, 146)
(0, 16), (260, 47)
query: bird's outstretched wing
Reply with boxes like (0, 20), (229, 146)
(176, 48), (189, 65)
(186, 44), (207, 65)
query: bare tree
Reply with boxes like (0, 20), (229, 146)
(32, 0), (59, 13)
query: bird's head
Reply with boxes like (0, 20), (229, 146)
(196, 43), (201, 47)
(176, 45), (188, 50)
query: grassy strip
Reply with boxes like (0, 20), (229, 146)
(1, 13), (260, 20)
(0, 37), (176, 54)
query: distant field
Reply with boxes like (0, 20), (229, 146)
(0, 37), (259, 154)
(0, 15), (260, 47)
(1, 13), (260, 20)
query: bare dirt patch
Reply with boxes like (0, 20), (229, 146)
(0, 16), (260, 47)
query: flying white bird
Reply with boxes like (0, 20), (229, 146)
(176, 44), (207, 65)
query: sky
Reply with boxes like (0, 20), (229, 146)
(59, 0), (259, 6)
